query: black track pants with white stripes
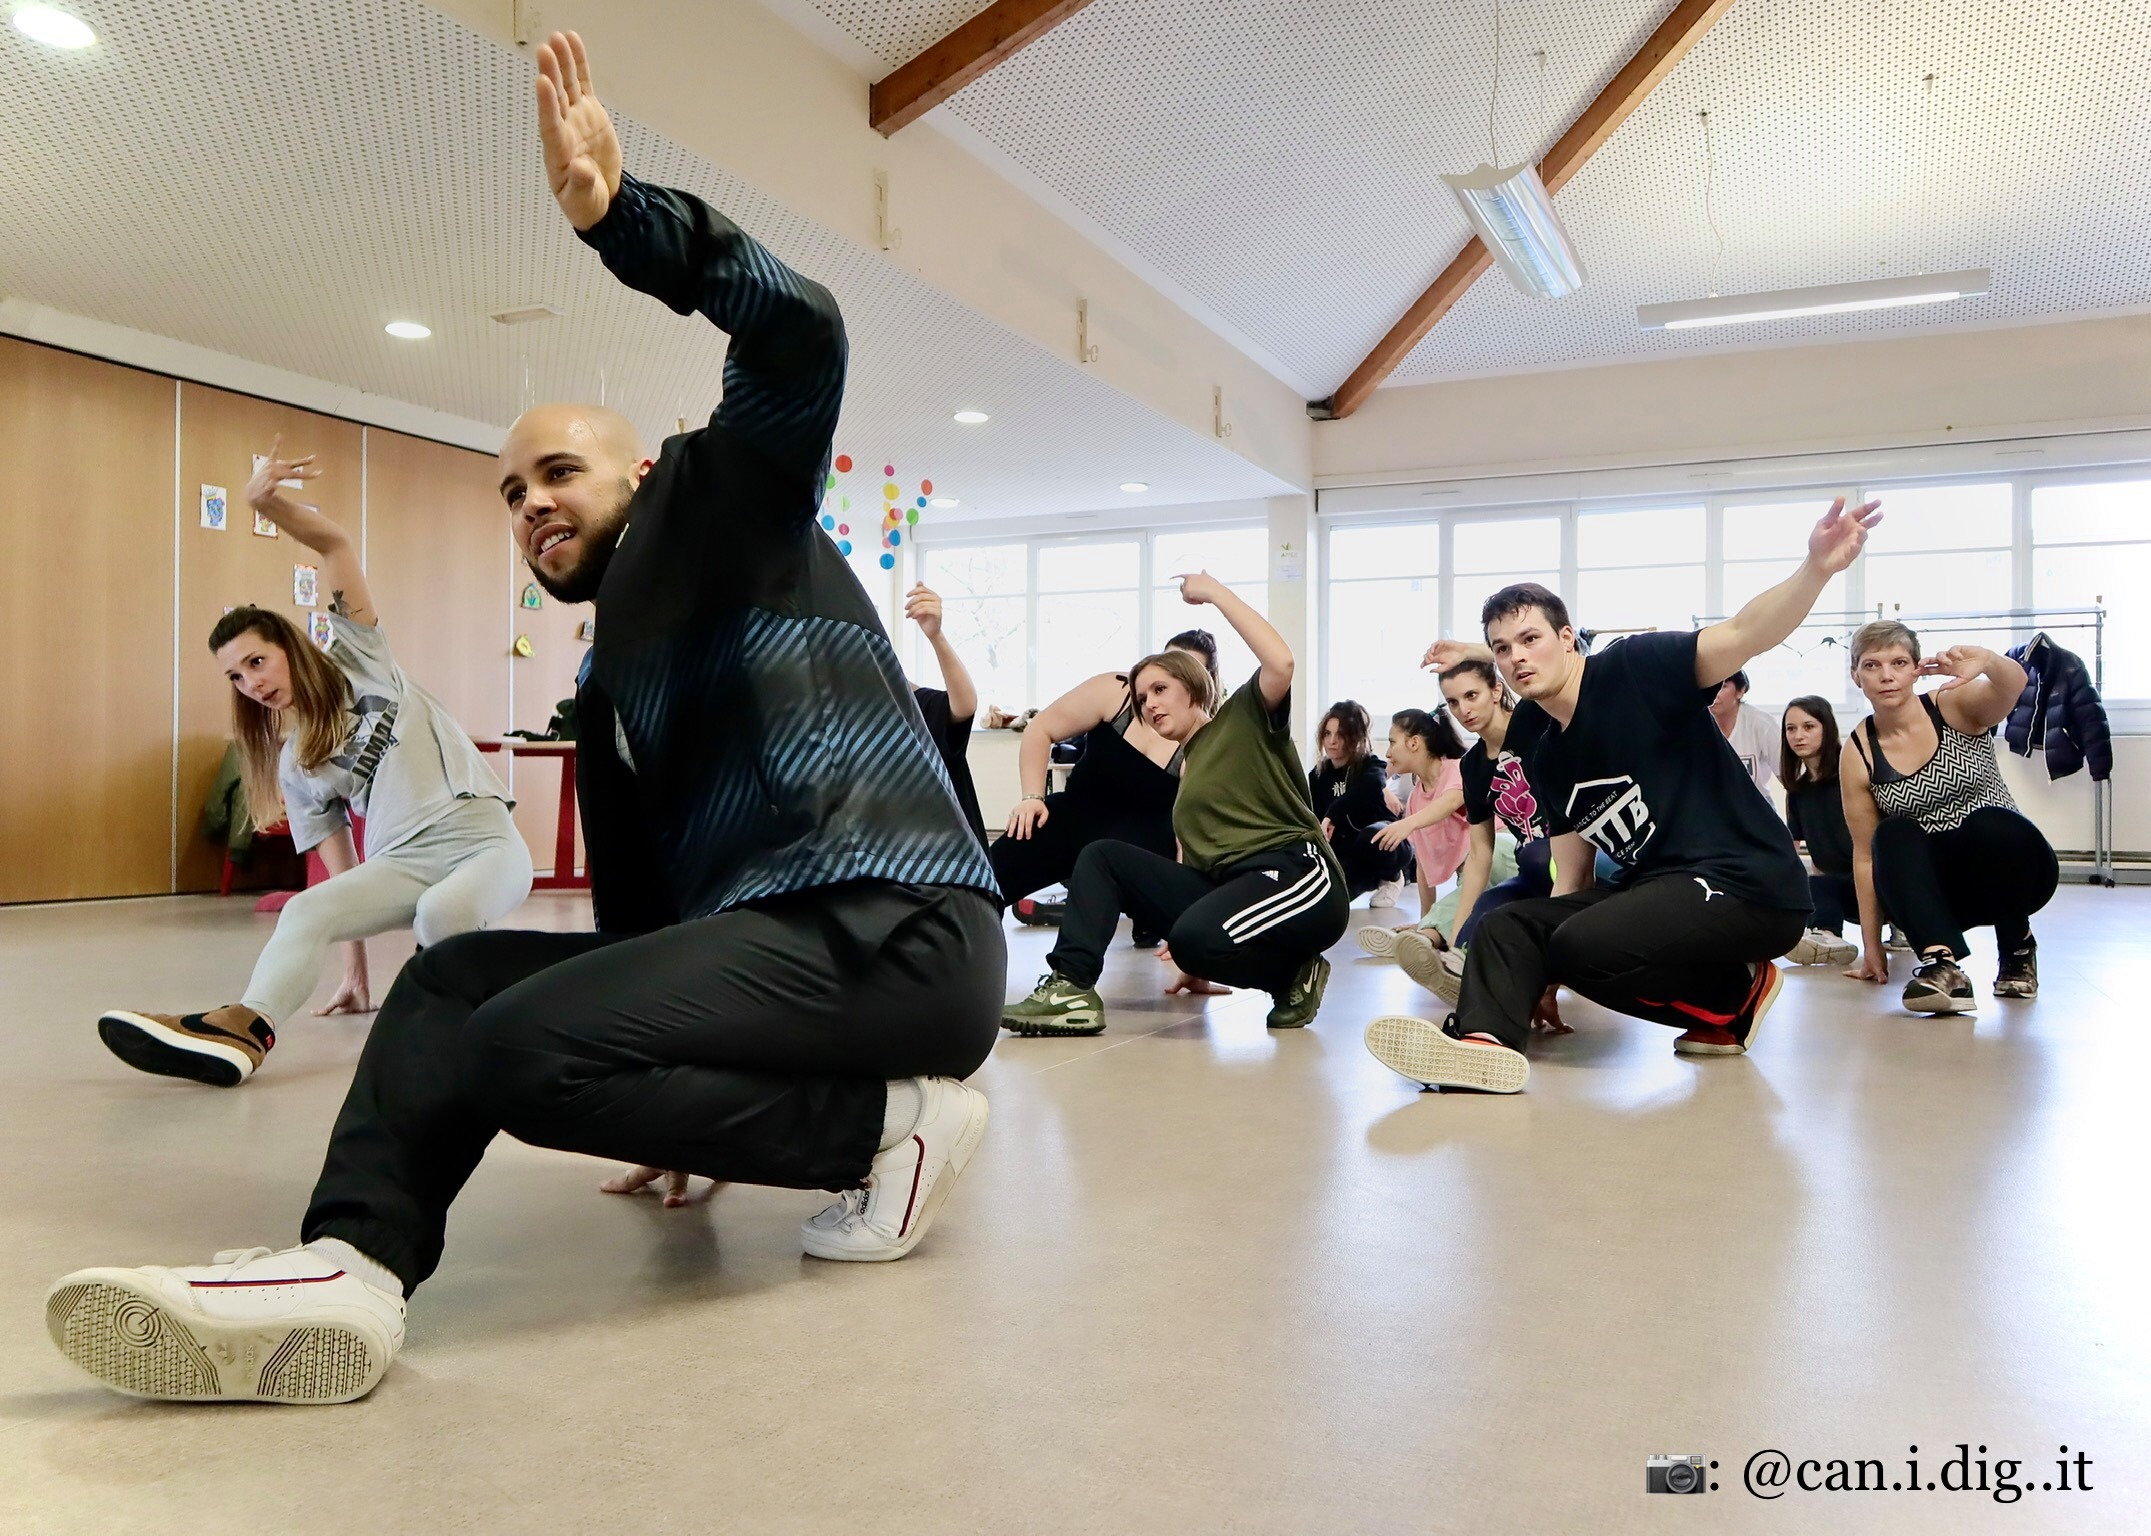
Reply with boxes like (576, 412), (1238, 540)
(1047, 839), (1350, 998)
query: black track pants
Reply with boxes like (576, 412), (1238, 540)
(1871, 806), (2057, 958)
(1045, 839), (1350, 998)
(302, 881), (1004, 1292)
(1456, 875), (1806, 1051)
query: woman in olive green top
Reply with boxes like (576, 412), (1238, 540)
(1002, 572), (1349, 1035)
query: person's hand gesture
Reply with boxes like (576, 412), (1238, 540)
(1805, 495), (1884, 576)
(1174, 571), (1227, 607)
(905, 583), (944, 640)
(1374, 821), (1412, 852)
(1005, 797), (1050, 839)
(1160, 946), (1230, 996)
(599, 1165), (726, 1208)
(1421, 638), (1483, 672)
(1918, 645), (1991, 693)
(1845, 948), (1890, 984)
(1530, 983), (1572, 1035)
(536, 31), (622, 232)
(244, 435), (320, 513)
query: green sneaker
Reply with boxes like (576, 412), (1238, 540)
(1000, 972), (1106, 1036)
(1266, 954), (1331, 1030)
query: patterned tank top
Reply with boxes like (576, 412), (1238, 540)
(1855, 695), (2016, 834)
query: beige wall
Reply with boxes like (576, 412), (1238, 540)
(1316, 314), (2151, 483)
(428, 0), (1312, 495)
(0, 337), (580, 903)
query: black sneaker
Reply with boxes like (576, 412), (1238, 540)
(1902, 955), (1975, 1014)
(1266, 954), (1330, 1029)
(1994, 941), (2039, 999)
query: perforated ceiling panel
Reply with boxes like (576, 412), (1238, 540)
(801, 0), (2151, 391)
(0, 0), (1290, 521)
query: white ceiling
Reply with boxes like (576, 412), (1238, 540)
(795, 0), (2151, 393)
(0, 0), (1295, 523)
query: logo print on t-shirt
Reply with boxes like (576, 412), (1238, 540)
(1490, 752), (1543, 841)
(1566, 775), (1655, 864)
(330, 692), (400, 792)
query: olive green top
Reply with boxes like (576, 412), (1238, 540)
(1173, 670), (1343, 884)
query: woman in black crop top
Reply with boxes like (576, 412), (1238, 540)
(990, 636), (1220, 915)
(1308, 700), (1408, 902)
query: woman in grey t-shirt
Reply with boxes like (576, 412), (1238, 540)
(98, 443), (533, 1087)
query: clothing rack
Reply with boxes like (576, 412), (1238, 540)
(1691, 604), (2118, 885)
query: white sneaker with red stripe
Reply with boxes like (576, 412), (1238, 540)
(800, 1077), (990, 1262)
(45, 1246), (404, 1404)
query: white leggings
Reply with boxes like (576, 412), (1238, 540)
(241, 798), (535, 1023)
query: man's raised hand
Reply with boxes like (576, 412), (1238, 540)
(1806, 495), (1884, 577)
(536, 31), (622, 232)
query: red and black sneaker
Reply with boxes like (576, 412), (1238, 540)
(1672, 962), (1782, 1057)
(97, 1005), (275, 1087)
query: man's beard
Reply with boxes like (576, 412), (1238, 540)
(528, 479), (633, 604)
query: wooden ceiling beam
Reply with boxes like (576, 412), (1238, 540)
(871, 0), (1101, 137)
(1313, 0), (1740, 421)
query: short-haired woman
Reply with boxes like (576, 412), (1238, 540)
(1841, 620), (2056, 1011)
(1002, 573), (1348, 1035)
(1310, 700), (1409, 905)
(97, 442), (532, 1086)
(1779, 696), (1859, 967)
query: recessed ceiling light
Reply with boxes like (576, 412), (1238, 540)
(1119, 481), (1149, 493)
(952, 409), (989, 424)
(929, 496), (959, 508)
(11, 5), (95, 48)
(384, 320), (431, 340)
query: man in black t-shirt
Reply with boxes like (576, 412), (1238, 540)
(1363, 498), (1881, 1095)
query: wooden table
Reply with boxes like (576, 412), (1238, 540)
(477, 740), (587, 890)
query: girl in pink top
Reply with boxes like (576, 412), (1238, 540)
(1375, 708), (1471, 902)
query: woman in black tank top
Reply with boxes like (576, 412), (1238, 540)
(991, 636), (1218, 913)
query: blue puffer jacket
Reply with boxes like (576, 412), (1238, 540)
(2004, 634), (2112, 782)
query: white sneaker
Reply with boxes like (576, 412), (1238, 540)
(46, 1246), (405, 1403)
(801, 1078), (989, 1262)
(1370, 877), (1405, 909)
(1785, 927), (1857, 967)
(1365, 1015), (1529, 1094)
(1395, 929), (1463, 1007)
(1356, 923), (1405, 958)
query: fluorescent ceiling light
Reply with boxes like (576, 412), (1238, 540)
(1637, 269), (1991, 331)
(952, 409), (989, 424)
(1119, 481), (1149, 493)
(384, 320), (431, 339)
(929, 496), (959, 508)
(1441, 161), (1585, 300)
(11, 5), (94, 48)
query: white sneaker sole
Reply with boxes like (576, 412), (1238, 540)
(45, 1271), (393, 1403)
(1784, 934), (1857, 967)
(1364, 1015), (1528, 1093)
(1394, 932), (1462, 1007)
(1356, 925), (1402, 959)
(1903, 991), (1976, 1015)
(801, 1087), (991, 1263)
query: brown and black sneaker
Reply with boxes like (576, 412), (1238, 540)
(1902, 954), (1975, 1014)
(97, 1005), (275, 1087)
(1993, 940), (2039, 999)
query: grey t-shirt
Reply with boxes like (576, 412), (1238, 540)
(279, 613), (511, 856)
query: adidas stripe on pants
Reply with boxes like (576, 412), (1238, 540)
(1046, 839), (1351, 996)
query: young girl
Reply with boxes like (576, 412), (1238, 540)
(1309, 700), (1408, 905)
(1779, 696), (1858, 967)
(1841, 620), (2056, 1012)
(97, 441), (533, 1086)
(1001, 572), (1348, 1036)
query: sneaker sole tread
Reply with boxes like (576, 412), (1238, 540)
(1364, 1015), (1527, 1094)
(46, 1273), (388, 1403)
(1394, 937), (1462, 1006)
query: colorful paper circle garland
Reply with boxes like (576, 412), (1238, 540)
(824, 455), (949, 566)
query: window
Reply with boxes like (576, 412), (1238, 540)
(1328, 522), (1441, 718)
(1722, 498), (1852, 708)
(1036, 541), (1140, 705)
(1153, 526), (1268, 689)
(1574, 505), (1704, 638)
(919, 544), (1027, 714)
(1860, 482), (2013, 619)
(2033, 479), (2151, 698)
(1451, 516), (1561, 622)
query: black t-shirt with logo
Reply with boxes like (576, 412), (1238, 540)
(1513, 630), (1809, 909)
(1460, 737), (1548, 844)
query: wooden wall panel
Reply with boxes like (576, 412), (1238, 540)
(174, 385), (362, 892)
(0, 339), (177, 902)
(360, 428), (513, 743)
